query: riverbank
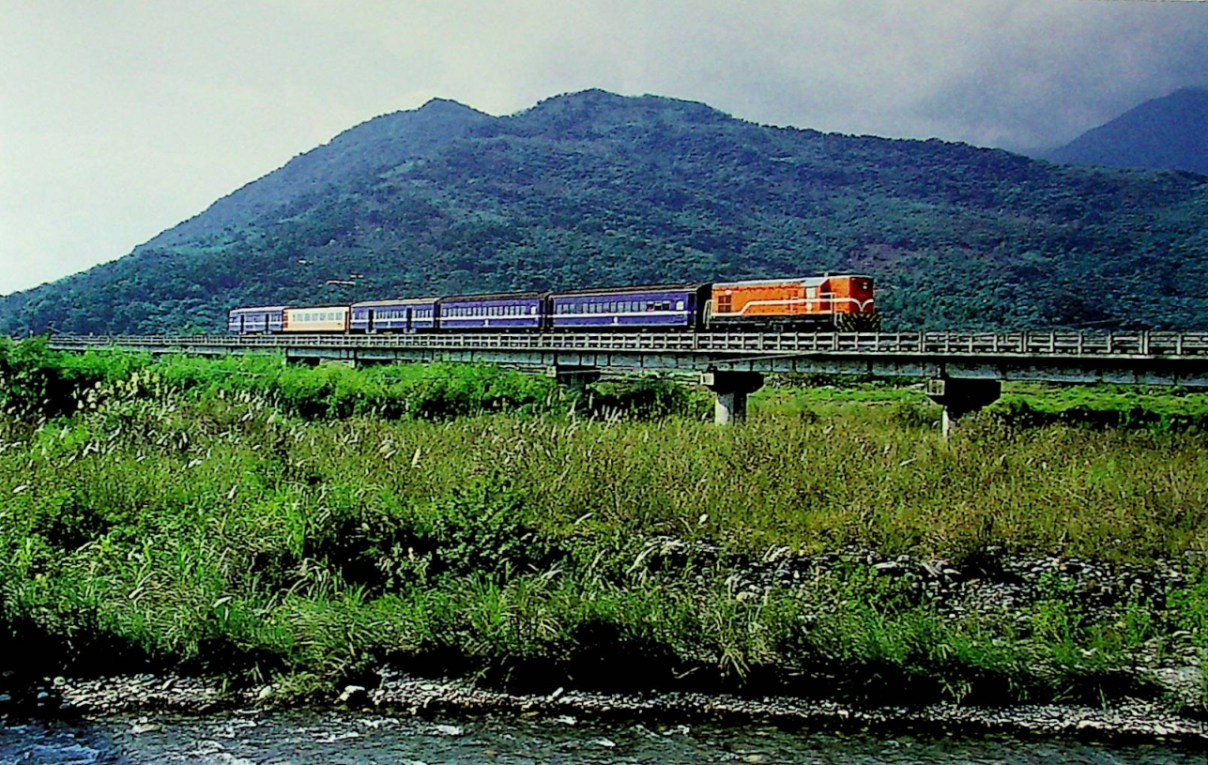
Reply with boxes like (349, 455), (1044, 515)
(4, 669), (1205, 745)
(3, 546), (1205, 742)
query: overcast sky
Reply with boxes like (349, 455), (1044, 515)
(2, 0), (1207, 296)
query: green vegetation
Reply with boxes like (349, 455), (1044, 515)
(756, 378), (1208, 432)
(0, 338), (710, 424)
(3, 90), (1207, 336)
(0, 347), (1205, 711)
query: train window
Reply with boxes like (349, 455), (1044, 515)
(676, 301), (685, 311)
(806, 287), (817, 299)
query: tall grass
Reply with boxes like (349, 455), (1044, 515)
(0, 343), (1204, 708)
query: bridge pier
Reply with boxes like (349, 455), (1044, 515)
(926, 378), (1001, 438)
(701, 371), (764, 425)
(545, 365), (601, 389)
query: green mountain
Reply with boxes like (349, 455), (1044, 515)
(3, 89), (1207, 334)
(1045, 88), (1208, 176)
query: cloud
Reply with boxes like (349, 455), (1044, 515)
(2, 0), (1205, 294)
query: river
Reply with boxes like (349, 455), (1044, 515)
(1, 711), (1203, 764)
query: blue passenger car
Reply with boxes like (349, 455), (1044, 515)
(228, 306), (286, 334)
(351, 298), (439, 333)
(438, 292), (545, 331)
(549, 284), (710, 330)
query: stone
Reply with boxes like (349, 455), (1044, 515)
(337, 685), (367, 706)
(129, 722), (162, 735)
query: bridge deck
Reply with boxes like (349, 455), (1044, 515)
(47, 330), (1208, 357)
(47, 330), (1208, 389)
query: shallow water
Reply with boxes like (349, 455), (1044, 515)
(0, 711), (1201, 764)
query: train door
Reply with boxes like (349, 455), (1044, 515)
(238, 315), (245, 334)
(406, 308), (413, 333)
(368, 309), (376, 334)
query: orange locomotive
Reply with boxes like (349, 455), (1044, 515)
(707, 275), (878, 331)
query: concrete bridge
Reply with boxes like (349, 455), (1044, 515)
(48, 330), (1208, 432)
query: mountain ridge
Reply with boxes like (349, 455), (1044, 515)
(1044, 87), (1208, 176)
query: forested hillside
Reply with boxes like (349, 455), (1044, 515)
(3, 89), (1207, 334)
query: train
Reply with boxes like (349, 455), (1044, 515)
(228, 275), (878, 335)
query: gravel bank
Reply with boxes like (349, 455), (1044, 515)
(3, 671), (1204, 746)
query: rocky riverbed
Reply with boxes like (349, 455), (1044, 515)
(3, 670), (1205, 746)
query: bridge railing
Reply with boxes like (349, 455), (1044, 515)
(45, 330), (1208, 357)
